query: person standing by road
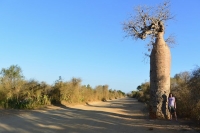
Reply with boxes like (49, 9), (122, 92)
(168, 93), (177, 121)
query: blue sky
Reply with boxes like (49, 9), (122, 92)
(0, 0), (200, 93)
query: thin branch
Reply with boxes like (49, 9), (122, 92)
(165, 34), (176, 47)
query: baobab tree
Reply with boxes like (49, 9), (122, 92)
(123, 1), (175, 119)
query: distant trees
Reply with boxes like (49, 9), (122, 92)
(0, 65), (125, 109)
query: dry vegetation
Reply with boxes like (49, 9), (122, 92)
(129, 66), (200, 125)
(0, 65), (125, 109)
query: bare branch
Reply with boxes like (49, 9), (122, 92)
(123, 1), (173, 38)
(155, 1), (175, 22)
(123, 0), (175, 52)
(165, 34), (176, 47)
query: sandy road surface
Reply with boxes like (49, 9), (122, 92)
(0, 97), (198, 133)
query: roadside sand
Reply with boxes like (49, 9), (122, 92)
(0, 97), (198, 133)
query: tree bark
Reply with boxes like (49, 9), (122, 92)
(149, 31), (171, 119)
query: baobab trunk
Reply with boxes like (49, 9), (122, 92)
(149, 31), (171, 119)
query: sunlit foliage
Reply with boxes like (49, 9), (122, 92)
(0, 65), (125, 109)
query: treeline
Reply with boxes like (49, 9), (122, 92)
(129, 66), (200, 124)
(0, 65), (125, 109)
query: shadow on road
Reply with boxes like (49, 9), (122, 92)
(0, 97), (197, 133)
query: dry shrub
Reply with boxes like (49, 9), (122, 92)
(170, 68), (200, 125)
(132, 82), (150, 103)
(51, 79), (125, 105)
(0, 65), (126, 108)
(188, 67), (200, 124)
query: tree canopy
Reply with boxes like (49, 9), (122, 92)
(123, 1), (175, 51)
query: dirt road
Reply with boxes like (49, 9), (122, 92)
(0, 97), (198, 133)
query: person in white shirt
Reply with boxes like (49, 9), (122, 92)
(168, 93), (177, 120)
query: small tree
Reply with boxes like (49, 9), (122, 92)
(123, 1), (175, 119)
(0, 65), (23, 88)
(0, 65), (24, 101)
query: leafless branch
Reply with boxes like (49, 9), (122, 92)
(123, 0), (175, 51)
(165, 34), (176, 47)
